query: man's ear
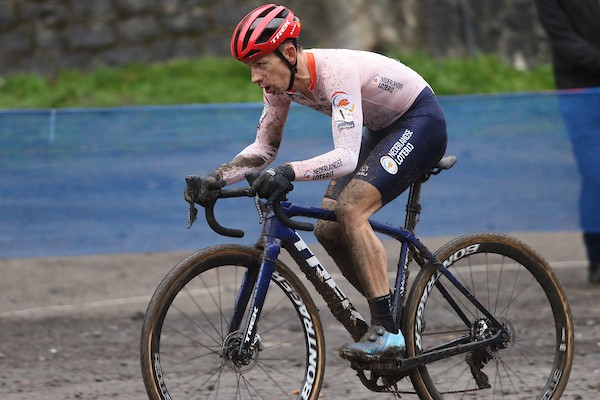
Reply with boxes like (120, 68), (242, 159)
(283, 43), (297, 63)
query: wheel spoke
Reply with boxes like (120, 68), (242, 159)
(405, 234), (573, 399)
(141, 247), (324, 399)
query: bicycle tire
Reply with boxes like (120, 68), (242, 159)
(403, 233), (573, 399)
(140, 244), (326, 400)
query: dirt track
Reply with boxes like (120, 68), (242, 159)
(1, 232), (599, 399)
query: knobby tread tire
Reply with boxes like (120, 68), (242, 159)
(402, 233), (573, 399)
(140, 244), (326, 400)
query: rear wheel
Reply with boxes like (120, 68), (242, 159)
(403, 233), (573, 399)
(141, 244), (326, 399)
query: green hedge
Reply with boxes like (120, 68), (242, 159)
(0, 54), (554, 109)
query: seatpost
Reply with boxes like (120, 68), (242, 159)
(404, 180), (423, 233)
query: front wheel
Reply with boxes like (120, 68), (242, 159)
(140, 244), (326, 399)
(403, 233), (573, 399)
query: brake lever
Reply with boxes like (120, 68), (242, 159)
(187, 201), (198, 229)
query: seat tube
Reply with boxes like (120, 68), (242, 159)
(239, 235), (281, 355)
(392, 240), (410, 328)
(392, 180), (423, 329)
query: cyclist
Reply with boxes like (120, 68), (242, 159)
(185, 3), (448, 362)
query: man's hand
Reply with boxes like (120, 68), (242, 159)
(250, 164), (295, 202)
(184, 173), (225, 207)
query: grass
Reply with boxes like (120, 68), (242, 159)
(398, 53), (554, 95)
(0, 54), (554, 109)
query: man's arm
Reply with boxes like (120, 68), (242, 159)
(288, 72), (364, 181)
(214, 93), (291, 184)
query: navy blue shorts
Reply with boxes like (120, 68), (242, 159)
(324, 87), (447, 205)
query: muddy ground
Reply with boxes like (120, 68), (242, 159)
(1, 232), (599, 399)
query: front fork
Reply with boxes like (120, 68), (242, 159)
(228, 234), (281, 359)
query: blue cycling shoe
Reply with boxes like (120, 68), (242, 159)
(339, 325), (406, 361)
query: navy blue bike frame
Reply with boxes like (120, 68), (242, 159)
(230, 199), (509, 358)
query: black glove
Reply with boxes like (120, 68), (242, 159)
(251, 164), (295, 202)
(184, 173), (225, 207)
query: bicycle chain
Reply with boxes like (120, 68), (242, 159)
(388, 387), (487, 396)
(354, 363), (487, 398)
(352, 326), (483, 397)
(422, 328), (470, 336)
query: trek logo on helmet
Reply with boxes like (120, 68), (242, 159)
(271, 19), (291, 44)
(231, 4), (302, 62)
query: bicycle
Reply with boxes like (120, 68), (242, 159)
(140, 155), (573, 399)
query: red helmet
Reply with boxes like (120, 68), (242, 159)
(231, 4), (301, 62)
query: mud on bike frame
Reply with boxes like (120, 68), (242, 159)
(191, 155), (509, 373)
(143, 154), (572, 399)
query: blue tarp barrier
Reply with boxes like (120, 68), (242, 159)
(2, 88), (598, 259)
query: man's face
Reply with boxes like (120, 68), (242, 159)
(246, 51), (291, 95)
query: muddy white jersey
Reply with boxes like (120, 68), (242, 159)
(222, 48), (430, 183)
